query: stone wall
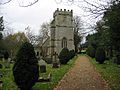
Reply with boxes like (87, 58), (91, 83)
(50, 8), (75, 56)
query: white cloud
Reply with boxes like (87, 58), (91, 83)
(1, 0), (97, 34)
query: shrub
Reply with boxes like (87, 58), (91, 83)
(0, 64), (2, 68)
(4, 51), (9, 60)
(116, 55), (120, 65)
(95, 47), (106, 64)
(13, 42), (39, 90)
(86, 45), (95, 58)
(58, 48), (70, 64)
(69, 50), (75, 59)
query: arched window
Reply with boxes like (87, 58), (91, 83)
(62, 37), (67, 48)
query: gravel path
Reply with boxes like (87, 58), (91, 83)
(54, 55), (111, 90)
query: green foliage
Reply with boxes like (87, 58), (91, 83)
(86, 33), (99, 49)
(13, 42), (39, 90)
(0, 55), (77, 90)
(58, 48), (70, 64)
(86, 45), (95, 58)
(69, 50), (75, 59)
(86, 19), (112, 58)
(4, 51), (9, 59)
(0, 16), (4, 57)
(95, 47), (106, 64)
(3, 32), (29, 58)
(104, 1), (120, 51)
(116, 55), (120, 65)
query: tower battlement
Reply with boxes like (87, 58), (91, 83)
(53, 8), (73, 17)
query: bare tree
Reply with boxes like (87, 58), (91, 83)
(39, 22), (50, 41)
(0, 0), (12, 5)
(3, 26), (13, 37)
(2, 20), (14, 37)
(25, 26), (39, 45)
(54, 0), (113, 18)
(0, 0), (39, 7)
(73, 16), (83, 52)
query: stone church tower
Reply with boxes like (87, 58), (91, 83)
(50, 8), (75, 57)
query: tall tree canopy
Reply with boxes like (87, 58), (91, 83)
(3, 32), (29, 58)
(103, 0), (120, 51)
(0, 16), (4, 57)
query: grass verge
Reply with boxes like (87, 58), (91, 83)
(89, 56), (120, 90)
(0, 55), (77, 90)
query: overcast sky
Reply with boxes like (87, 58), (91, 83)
(0, 0), (99, 34)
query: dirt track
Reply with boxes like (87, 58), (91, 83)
(54, 55), (110, 90)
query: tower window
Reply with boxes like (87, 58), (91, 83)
(62, 37), (67, 48)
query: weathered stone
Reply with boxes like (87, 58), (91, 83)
(52, 52), (59, 68)
(112, 57), (117, 63)
(40, 65), (46, 73)
(38, 59), (47, 73)
(52, 62), (59, 68)
(50, 9), (75, 56)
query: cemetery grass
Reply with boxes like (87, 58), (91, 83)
(33, 56), (77, 90)
(0, 60), (18, 90)
(0, 56), (77, 90)
(89, 57), (120, 90)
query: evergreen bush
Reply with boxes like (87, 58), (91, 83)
(4, 51), (9, 60)
(86, 45), (95, 58)
(116, 55), (120, 65)
(69, 50), (75, 59)
(95, 47), (106, 64)
(58, 48), (70, 64)
(13, 42), (39, 90)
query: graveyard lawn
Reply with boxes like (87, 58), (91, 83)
(33, 56), (77, 90)
(0, 56), (77, 90)
(0, 60), (18, 90)
(90, 57), (120, 90)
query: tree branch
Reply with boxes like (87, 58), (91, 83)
(0, 0), (12, 5)
(19, 0), (39, 7)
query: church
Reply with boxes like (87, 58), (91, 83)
(36, 8), (75, 61)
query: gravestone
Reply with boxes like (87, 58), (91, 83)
(112, 56), (117, 63)
(52, 52), (59, 68)
(38, 59), (47, 73)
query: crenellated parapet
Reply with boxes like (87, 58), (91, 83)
(53, 8), (73, 18)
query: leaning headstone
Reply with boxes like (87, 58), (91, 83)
(38, 59), (47, 73)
